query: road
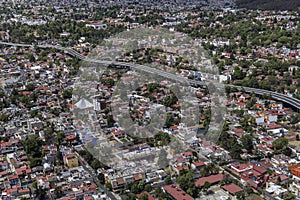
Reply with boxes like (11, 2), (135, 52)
(1, 41), (291, 198)
(74, 151), (120, 200)
(1, 41), (300, 110)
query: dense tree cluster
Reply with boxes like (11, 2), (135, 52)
(236, 0), (300, 11)
(22, 134), (44, 167)
(2, 19), (125, 45)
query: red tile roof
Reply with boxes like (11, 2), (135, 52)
(265, 123), (281, 130)
(232, 129), (245, 137)
(192, 161), (206, 167)
(8, 174), (19, 180)
(222, 184), (243, 195)
(195, 174), (224, 187)
(117, 178), (125, 185)
(163, 184), (194, 200)
(253, 165), (266, 174)
(66, 134), (76, 141)
(177, 165), (189, 172)
(134, 174), (143, 181)
(113, 130), (124, 136)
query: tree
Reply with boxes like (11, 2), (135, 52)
(35, 188), (46, 199)
(283, 192), (296, 200)
(144, 184), (152, 192)
(154, 131), (171, 146)
(101, 78), (115, 86)
(91, 159), (102, 170)
(236, 110), (244, 117)
(218, 132), (242, 159)
(165, 114), (178, 128)
(30, 110), (39, 118)
(32, 181), (37, 189)
(28, 53), (35, 62)
(236, 191), (245, 200)
(56, 131), (65, 144)
(232, 66), (244, 80)
(130, 181), (145, 194)
(44, 126), (54, 141)
(164, 176), (172, 185)
(176, 170), (198, 197)
(105, 182), (112, 191)
(62, 88), (73, 99)
(272, 138), (288, 152)
(203, 181), (211, 191)
(277, 176), (282, 185)
(98, 173), (105, 184)
(22, 134), (44, 167)
(200, 163), (219, 177)
(107, 115), (115, 127)
(138, 194), (148, 200)
(0, 114), (9, 122)
(25, 83), (35, 91)
(155, 188), (169, 199)
(240, 134), (254, 152)
(54, 186), (63, 198)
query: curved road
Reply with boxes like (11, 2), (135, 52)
(1, 41), (300, 109)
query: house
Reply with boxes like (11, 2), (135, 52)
(288, 65), (299, 72)
(106, 170), (146, 192)
(271, 154), (290, 167)
(268, 114), (278, 123)
(259, 161), (273, 169)
(66, 134), (76, 142)
(86, 23), (107, 30)
(174, 165), (189, 175)
(195, 174), (224, 187)
(8, 174), (20, 186)
(191, 161), (206, 171)
(260, 137), (275, 145)
(238, 94), (251, 102)
(15, 166), (32, 178)
(231, 162), (267, 189)
(255, 116), (265, 125)
(230, 129), (246, 137)
(112, 130), (125, 139)
(182, 151), (193, 159)
(27, 118), (43, 131)
(269, 173), (289, 184)
(0, 161), (9, 170)
(222, 184), (243, 196)
(163, 184), (194, 200)
(231, 163), (253, 174)
(290, 165), (300, 178)
(265, 182), (288, 199)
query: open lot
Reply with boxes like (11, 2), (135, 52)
(198, 185), (232, 200)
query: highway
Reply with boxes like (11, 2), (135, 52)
(1, 41), (300, 109)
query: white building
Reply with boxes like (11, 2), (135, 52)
(86, 23), (107, 30)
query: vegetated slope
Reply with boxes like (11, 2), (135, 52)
(236, 0), (300, 11)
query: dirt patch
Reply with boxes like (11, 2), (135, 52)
(246, 194), (264, 200)
(287, 130), (300, 148)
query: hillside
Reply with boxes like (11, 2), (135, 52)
(236, 0), (300, 11)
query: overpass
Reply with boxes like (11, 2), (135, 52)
(1, 41), (300, 110)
